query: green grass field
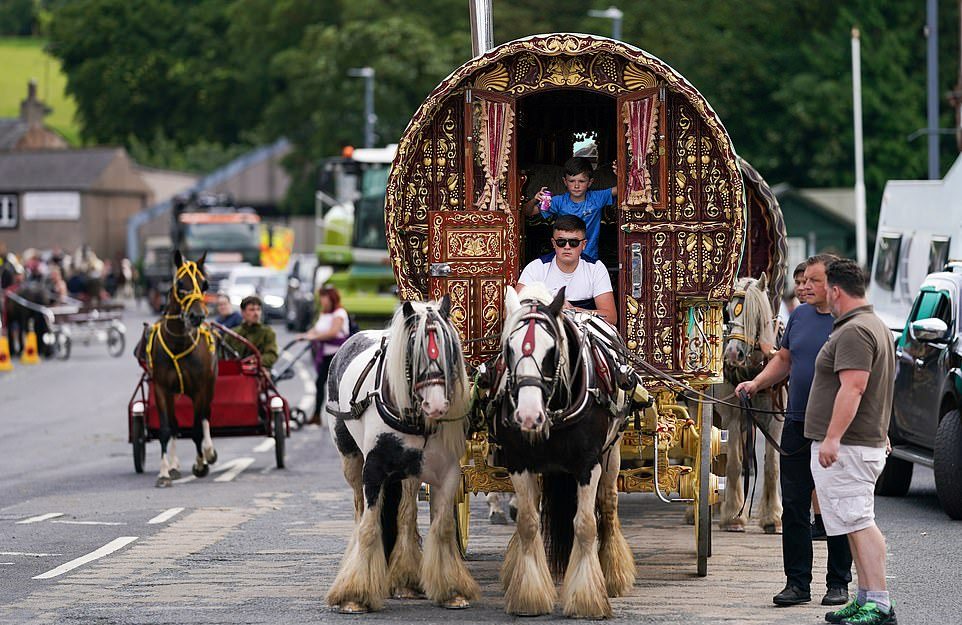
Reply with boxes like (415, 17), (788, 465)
(0, 37), (79, 145)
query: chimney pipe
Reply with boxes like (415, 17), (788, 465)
(469, 0), (494, 57)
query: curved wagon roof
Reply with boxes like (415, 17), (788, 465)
(385, 33), (746, 381)
(738, 157), (789, 314)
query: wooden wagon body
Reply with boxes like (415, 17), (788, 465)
(385, 34), (788, 574)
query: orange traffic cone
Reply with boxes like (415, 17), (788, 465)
(21, 319), (40, 365)
(0, 327), (12, 372)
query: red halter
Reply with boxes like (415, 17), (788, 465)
(521, 305), (538, 356)
(426, 327), (440, 361)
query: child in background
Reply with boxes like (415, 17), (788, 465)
(524, 156), (617, 261)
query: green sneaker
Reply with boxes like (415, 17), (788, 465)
(840, 602), (897, 625)
(825, 599), (861, 623)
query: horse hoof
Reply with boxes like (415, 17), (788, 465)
(156, 477), (172, 488)
(762, 523), (779, 535)
(393, 587), (422, 600)
(168, 468), (182, 480)
(442, 595), (469, 610)
(337, 601), (368, 614)
(205, 449), (218, 465)
(192, 463), (209, 478)
(508, 504), (517, 522)
(489, 511), (508, 525)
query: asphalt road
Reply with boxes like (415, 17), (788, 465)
(0, 303), (959, 624)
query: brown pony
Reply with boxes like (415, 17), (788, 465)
(143, 250), (218, 487)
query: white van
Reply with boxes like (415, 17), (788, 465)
(869, 154), (962, 330)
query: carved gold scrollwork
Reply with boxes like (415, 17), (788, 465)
(474, 64), (509, 92)
(447, 231), (502, 259)
(624, 62), (657, 91)
(543, 56), (588, 87)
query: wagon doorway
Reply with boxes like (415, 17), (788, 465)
(516, 90), (619, 285)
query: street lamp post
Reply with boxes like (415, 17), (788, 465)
(587, 6), (623, 40)
(348, 67), (376, 149)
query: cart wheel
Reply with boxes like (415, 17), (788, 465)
(106, 326), (125, 358)
(454, 477), (470, 558)
(695, 397), (713, 577)
(132, 415), (147, 474)
(273, 410), (286, 469)
(54, 332), (71, 360)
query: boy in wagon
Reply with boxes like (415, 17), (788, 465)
(523, 156), (617, 261)
(516, 214), (616, 325)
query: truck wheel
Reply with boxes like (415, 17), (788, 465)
(934, 410), (962, 520)
(874, 456), (913, 497)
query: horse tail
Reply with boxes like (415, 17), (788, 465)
(541, 472), (578, 577)
(380, 478), (402, 560)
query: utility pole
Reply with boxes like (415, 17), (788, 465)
(852, 28), (868, 268)
(949, 0), (962, 153)
(588, 6), (623, 40)
(927, 0), (940, 178)
(347, 67), (376, 148)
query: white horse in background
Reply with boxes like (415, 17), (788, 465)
(718, 275), (784, 533)
(325, 296), (479, 613)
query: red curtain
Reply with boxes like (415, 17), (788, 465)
(475, 99), (514, 211)
(624, 97), (659, 205)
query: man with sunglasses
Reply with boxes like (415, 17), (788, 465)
(516, 214), (616, 324)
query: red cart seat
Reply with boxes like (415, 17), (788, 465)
(146, 359), (262, 430)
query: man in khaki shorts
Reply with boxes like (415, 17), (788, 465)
(805, 259), (897, 625)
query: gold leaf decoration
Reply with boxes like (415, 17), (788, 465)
(624, 63), (657, 91)
(474, 64), (509, 92)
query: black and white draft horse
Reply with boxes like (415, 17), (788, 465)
(325, 296), (479, 613)
(488, 284), (642, 618)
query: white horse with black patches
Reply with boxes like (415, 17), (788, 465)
(718, 275), (784, 533)
(325, 296), (479, 613)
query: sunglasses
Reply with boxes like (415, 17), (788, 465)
(553, 237), (584, 248)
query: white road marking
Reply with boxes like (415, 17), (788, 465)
(16, 513), (64, 524)
(32, 536), (138, 580)
(147, 507), (185, 525)
(51, 521), (126, 526)
(252, 438), (275, 453)
(0, 552), (62, 557)
(213, 457), (255, 482)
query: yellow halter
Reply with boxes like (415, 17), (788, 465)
(145, 260), (215, 394)
(171, 261), (208, 315)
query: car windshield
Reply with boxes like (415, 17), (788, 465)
(183, 223), (260, 251)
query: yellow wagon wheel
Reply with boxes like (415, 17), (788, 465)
(694, 395), (714, 577)
(454, 475), (470, 558)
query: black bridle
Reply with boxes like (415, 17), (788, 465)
(500, 302), (565, 420)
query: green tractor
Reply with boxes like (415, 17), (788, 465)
(315, 145), (399, 321)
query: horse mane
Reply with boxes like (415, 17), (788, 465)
(737, 276), (776, 347)
(382, 300), (470, 454)
(504, 284), (572, 394)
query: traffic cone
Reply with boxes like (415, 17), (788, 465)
(0, 327), (13, 372)
(21, 319), (40, 365)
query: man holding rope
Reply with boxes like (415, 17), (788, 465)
(736, 254), (853, 608)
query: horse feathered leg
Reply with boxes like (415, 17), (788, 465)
(757, 406), (783, 533)
(168, 436), (181, 480)
(388, 478), (423, 599)
(597, 441), (635, 597)
(561, 464), (610, 619)
(421, 466), (479, 608)
(155, 390), (174, 488)
(201, 417), (217, 465)
(719, 396), (748, 532)
(327, 488), (389, 613)
(502, 471), (555, 616)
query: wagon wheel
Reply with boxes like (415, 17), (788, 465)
(454, 476), (470, 558)
(106, 326), (125, 358)
(132, 415), (147, 473)
(695, 396), (713, 577)
(273, 409), (286, 469)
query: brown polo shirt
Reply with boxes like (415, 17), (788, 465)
(804, 305), (895, 447)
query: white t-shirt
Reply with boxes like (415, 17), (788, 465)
(312, 308), (350, 356)
(518, 256), (612, 303)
